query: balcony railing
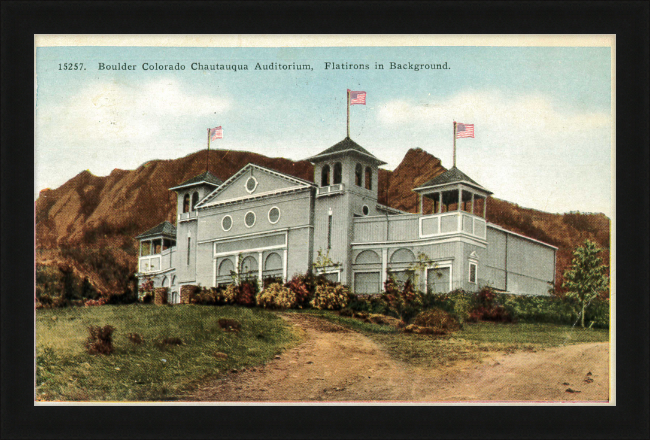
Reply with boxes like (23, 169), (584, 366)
(178, 210), (198, 222)
(352, 211), (487, 244)
(316, 183), (345, 198)
(419, 212), (486, 239)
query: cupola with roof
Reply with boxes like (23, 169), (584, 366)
(169, 171), (223, 221)
(413, 166), (492, 217)
(308, 136), (386, 201)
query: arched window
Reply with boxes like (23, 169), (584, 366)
(191, 192), (199, 211)
(182, 194), (190, 213)
(333, 162), (342, 184)
(365, 166), (372, 190)
(355, 250), (381, 264)
(321, 165), (330, 187)
(218, 259), (234, 277)
(241, 256), (258, 280)
(355, 163), (363, 186)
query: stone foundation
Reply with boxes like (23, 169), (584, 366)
(154, 287), (168, 305)
(180, 285), (199, 304)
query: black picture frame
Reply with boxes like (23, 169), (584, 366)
(2, 1), (648, 439)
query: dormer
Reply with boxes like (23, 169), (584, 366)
(169, 171), (223, 222)
(307, 137), (386, 199)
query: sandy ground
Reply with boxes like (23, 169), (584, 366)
(183, 314), (609, 403)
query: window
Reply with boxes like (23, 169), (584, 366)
(327, 213), (332, 249)
(365, 167), (372, 190)
(333, 162), (342, 184)
(469, 262), (477, 284)
(362, 205), (369, 216)
(140, 241), (151, 256)
(221, 215), (232, 231)
(187, 237), (191, 265)
(268, 206), (280, 224)
(241, 256), (258, 281)
(321, 165), (330, 187)
(244, 211), (256, 228)
(183, 194), (190, 213)
(355, 163), (363, 186)
(354, 272), (381, 294)
(245, 176), (258, 193)
(191, 192), (199, 211)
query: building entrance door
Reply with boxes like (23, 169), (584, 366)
(427, 267), (451, 293)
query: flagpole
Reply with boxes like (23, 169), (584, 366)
(206, 128), (210, 172)
(453, 121), (457, 168)
(346, 89), (350, 138)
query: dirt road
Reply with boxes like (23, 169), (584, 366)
(184, 314), (609, 402)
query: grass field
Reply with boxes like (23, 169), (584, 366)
(36, 305), (300, 401)
(36, 305), (609, 401)
(295, 309), (610, 368)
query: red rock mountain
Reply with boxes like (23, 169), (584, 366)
(35, 148), (610, 295)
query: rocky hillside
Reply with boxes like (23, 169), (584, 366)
(35, 147), (610, 295)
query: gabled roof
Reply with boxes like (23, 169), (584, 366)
(169, 171), (223, 191)
(196, 163), (316, 209)
(135, 221), (177, 240)
(307, 137), (387, 165)
(414, 166), (492, 194)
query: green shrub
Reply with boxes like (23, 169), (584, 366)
(382, 275), (423, 322)
(413, 308), (461, 332)
(236, 281), (258, 307)
(311, 284), (349, 310)
(218, 285), (239, 305)
(257, 283), (297, 309)
(284, 275), (313, 307)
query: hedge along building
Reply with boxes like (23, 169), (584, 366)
(136, 137), (557, 303)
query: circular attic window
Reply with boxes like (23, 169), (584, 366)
(245, 176), (258, 193)
(268, 206), (281, 224)
(244, 211), (256, 228)
(221, 215), (233, 231)
(362, 205), (370, 216)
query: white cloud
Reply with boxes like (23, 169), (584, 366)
(375, 90), (612, 216)
(37, 79), (231, 146)
(378, 90), (609, 134)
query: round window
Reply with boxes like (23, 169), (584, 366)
(245, 176), (257, 193)
(221, 215), (233, 231)
(268, 207), (280, 224)
(244, 211), (256, 228)
(362, 205), (370, 216)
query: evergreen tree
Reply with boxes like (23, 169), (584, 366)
(562, 240), (609, 327)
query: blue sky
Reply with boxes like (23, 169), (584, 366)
(35, 43), (613, 216)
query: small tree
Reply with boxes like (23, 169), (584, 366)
(562, 240), (609, 327)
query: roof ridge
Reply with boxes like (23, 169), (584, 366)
(308, 137), (387, 165)
(196, 162), (315, 208)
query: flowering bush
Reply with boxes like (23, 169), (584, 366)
(218, 284), (239, 304)
(237, 281), (258, 307)
(256, 283), (297, 309)
(311, 284), (349, 310)
(466, 287), (514, 323)
(84, 297), (108, 307)
(382, 275), (423, 322)
(138, 276), (154, 302)
(285, 275), (313, 307)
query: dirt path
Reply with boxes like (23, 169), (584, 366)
(183, 314), (609, 402)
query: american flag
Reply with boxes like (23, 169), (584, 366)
(348, 90), (366, 105)
(456, 122), (474, 138)
(210, 126), (223, 141)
